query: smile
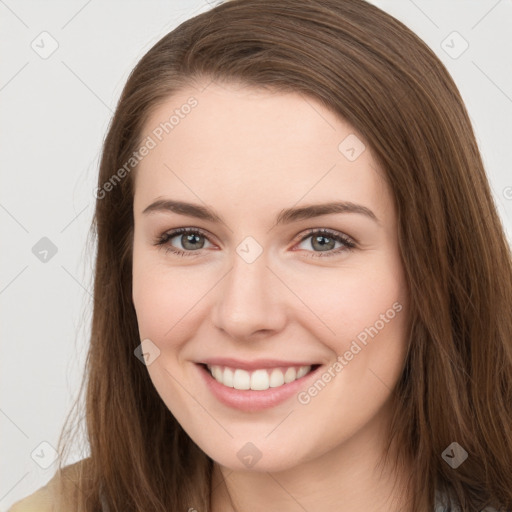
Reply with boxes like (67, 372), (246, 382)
(207, 364), (315, 391)
(196, 362), (323, 412)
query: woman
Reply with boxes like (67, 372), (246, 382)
(9, 0), (512, 511)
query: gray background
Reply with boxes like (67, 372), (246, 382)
(1, 0), (511, 509)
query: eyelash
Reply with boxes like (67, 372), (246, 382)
(153, 227), (357, 259)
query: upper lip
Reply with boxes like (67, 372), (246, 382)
(198, 357), (320, 371)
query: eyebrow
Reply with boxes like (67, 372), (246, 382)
(142, 199), (379, 226)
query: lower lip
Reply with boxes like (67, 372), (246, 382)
(196, 363), (322, 412)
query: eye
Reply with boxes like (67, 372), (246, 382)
(293, 229), (356, 258)
(154, 227), (214, 257)
(154, 227), (357, 258)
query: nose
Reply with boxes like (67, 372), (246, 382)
(211, 252), (287, 341)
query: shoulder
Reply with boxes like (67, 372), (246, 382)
(7, 459), (89, 512)
(7, 484), (53, 512)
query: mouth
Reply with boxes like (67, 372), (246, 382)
(195, 362), (323, 412)
(201, 362), (321, 391)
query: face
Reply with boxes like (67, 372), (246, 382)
(131, 80), (410, 472)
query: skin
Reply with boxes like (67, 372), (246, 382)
(131, 80), (417, 512)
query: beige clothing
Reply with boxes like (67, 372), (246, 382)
(7, 460), (85, 512)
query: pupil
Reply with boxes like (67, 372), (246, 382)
(183, 233), (203, 250)
(314, 235), (334, 251)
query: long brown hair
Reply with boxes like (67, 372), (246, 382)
(53, 1), (512, 510)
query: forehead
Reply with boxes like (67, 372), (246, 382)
(133, 81), (392, 221)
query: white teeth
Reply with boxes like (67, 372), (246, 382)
(269, 368), (284, 387)
(284, 367), (296, 383)
(296, 366), (309, 379)
(223, 367), (234, 387)
(250, 369), (269, 390)
(212, 366), (223, 382)
(233, 369), (251, 390)
(207, 364), (313, 390)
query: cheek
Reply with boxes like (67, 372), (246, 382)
(133, 265), (189, 342)
(294, 268), (408, 436)
(132, 248), (216, 348)
(293, 256), (409, 409)
(291, 260), (406, 345)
